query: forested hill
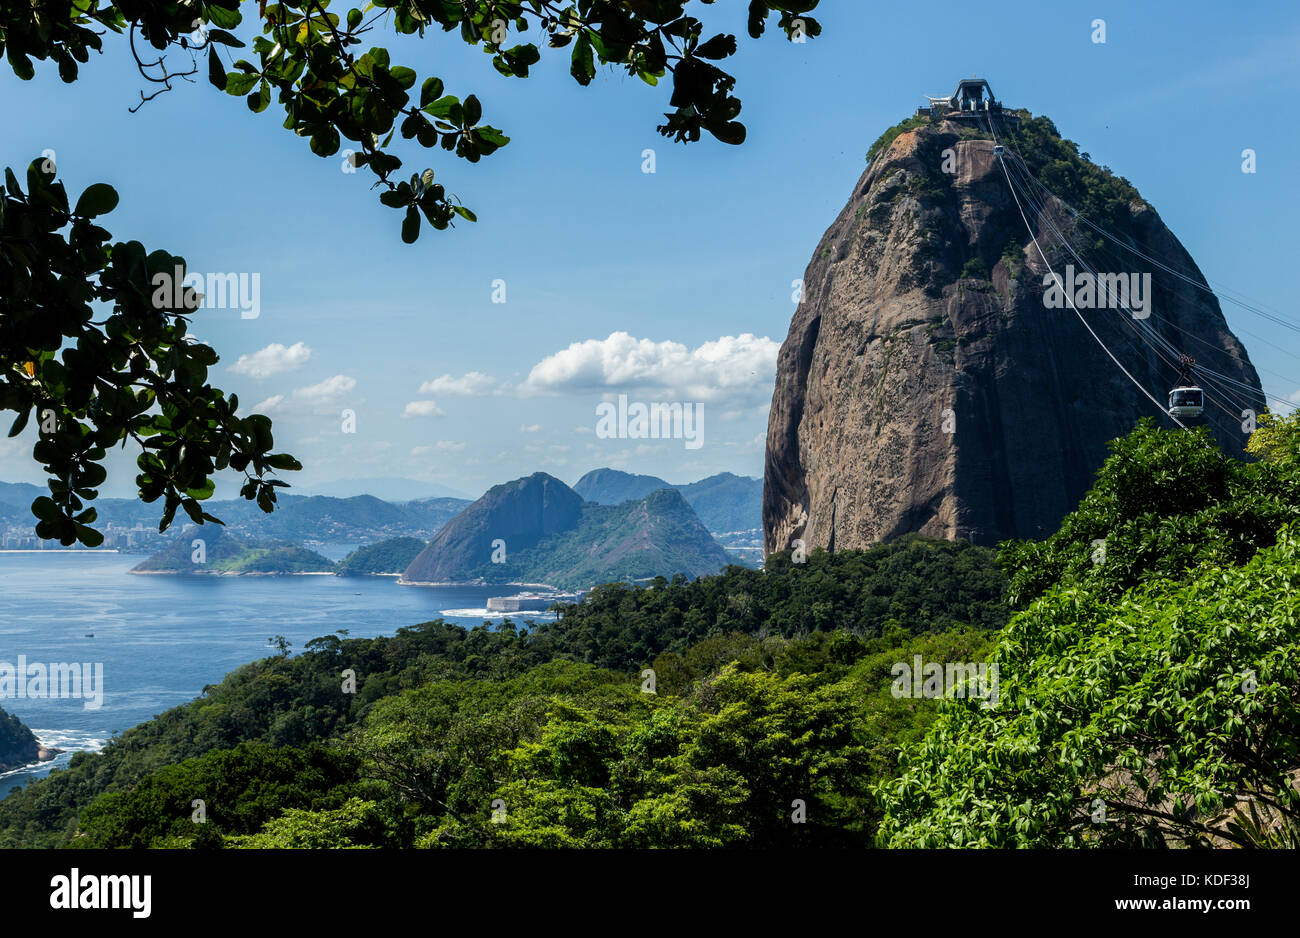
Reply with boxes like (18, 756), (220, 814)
(0, 531), (1009, 848)
(131, 527), (335, 574)
(402, 474), (731, 588)
(0, 708), (38, 773)
(2, 417), (1296, 849)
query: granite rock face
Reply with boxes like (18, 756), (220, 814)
(763, 114), (1261, 554)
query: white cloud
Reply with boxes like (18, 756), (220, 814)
(403, 400), (446, 418)
(295, 374), (356, 404)
(251, 394), (285, 413)
(410, 445), (433, 458)
(519, 424), (541, 433)
(435, 440), (466, 451)
(418, 372), (496, 396)
(522, 331), (779, 402)
(229, 342), (312, 379)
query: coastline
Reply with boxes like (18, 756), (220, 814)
(0, 745), (62, 775)
(397, 579), (559, 589)
(128, 569), (337, 577)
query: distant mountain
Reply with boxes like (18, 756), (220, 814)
(403, 472), (584, 583)
(305, 477), (471, 501)
(336, 537), (426, 576)
(674, 472), (763, 536)
(402, 473), (730, 589)
(130, 526), (335, 575)
(0, 481), (46, 519)
(573, 469), (670, 505)
(572, 468), (762, 538)
(0, 486), (470, 552)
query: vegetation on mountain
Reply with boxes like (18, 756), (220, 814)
(0, 532), (1002, 847)
(878, 413), (1300, 847)
(337, 537), (427, 576)
(131, 527), (334, 574)
(404, 475), (731, 588)
(3, 415), (1295, 849)
(0, 708), (38, 773)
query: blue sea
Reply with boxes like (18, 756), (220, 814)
(0, 548), (556, 797)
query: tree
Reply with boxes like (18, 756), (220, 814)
(878, 525), (1300, 848)
(1, 0), (823, 541)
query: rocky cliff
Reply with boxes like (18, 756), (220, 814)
(764, 111), (1262, 553)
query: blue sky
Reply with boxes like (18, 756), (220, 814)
(2, 0), (1297, 500)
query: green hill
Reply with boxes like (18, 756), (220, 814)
(336, 537), (427, 576)
(0, 707), (39, 773)
(130, 527), (335, 575)
(403, 473), (730, 588)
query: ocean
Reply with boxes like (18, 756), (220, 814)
(0, 549), (557, 797)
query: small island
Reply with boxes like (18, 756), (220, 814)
(129, 527), (335, 576)
(0, 707), (60, 773)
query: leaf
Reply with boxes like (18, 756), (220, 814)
(266, 453), (302, 471)
(401, 205), (420, 243)
(206, 28), (245, 48)
(464, 94), (482, 125)
(208, 47), (228, 89)
(31, 496), (59, 522)
(570, 34), (596, 86)
(74, 183), (118, 218)
(420, 76), (444, 108)
(225, 72), (260, 96)
(76, 525), (104, 548)
(695, 34), (737, 60)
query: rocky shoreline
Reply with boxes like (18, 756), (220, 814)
(0, 744), (62, 775)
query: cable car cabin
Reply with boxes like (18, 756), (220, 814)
(1168, 386), (1204, 418)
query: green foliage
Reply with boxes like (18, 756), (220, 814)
(1247, 410), (1300, 467)
(866, 114), (929, 164)
(225, 797), (385, 848)
(336, 536), (427, 575)
(77, 742), (371, 848)
(541, 534), (1008, 669)
(3, 1), (822, 242)
(879, 525), (1300, 848)
(0, 158), (297, 544)
(999, 419), (1297, 606)
(960, 256), (988, 280)
(0, 707), (38, 770)
(999, 112), (1144, 233)
(132, 527), (335, 573)
(0, 534), (1003, 848)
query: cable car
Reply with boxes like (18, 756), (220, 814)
(992, 145), (1005, 156)
(1168, 386), (1204, 417)
(1168, 355), (1204, 418)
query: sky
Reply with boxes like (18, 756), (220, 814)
(1, 0), (1297, 500)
